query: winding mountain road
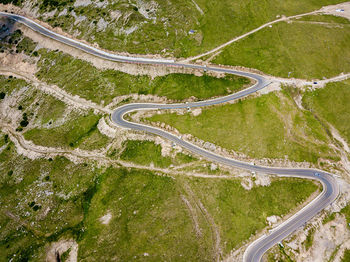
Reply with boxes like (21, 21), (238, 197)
(0, 12), (340, 262)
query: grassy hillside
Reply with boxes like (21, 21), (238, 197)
(24, 110), (110, 150)
(0, 134), (321, 261)
(185, 176), (318, 254)
(4, 0), (345, 57)
(1, 31), (250, 104)
(213, 17), (350, 79)
(37, 50), (249, 104)
(302, 79), (350, 144)
(78, 168), (213, 261)
(0, 75), (109, 151)
(120, 140), (195, 168)
(148, 89), (339, 163)
(0, 142), (100, 261)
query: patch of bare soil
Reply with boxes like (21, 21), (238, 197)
(46, 239), (78, 262)
(292, 20), (349, 28)
(0, 52), (37, 76)
(320, 2), (350, 21)
(257, 81), (281, 95)
(99, 211), (112, 225)
(97, 117), (117, 138)
(269, 70), (350, 88)
(239, 171), (271, 190)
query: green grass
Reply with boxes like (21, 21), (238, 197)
(329, 245), (341, 262)
(0, 61), (109, 152)
(0, 141), (100, 261)
(78, 168), (212, 261)
(36, 50), (249, 104)
(12, 0), (345, 57)
(148, 90), (338, 163)
(341, 204), (350, 226)
(342, 249), (350, 262)
(322, 212), (337, 224)
(149, 73), (250, 101)
(0, 75), (68, 129)
(120, 140), (195, 168)
(0, 141), (210, 261)
(191, 0), (344, 58)
(303, 79), (350, 144)
(24, 110), (110, 150)
(0, 76), (109, 151)
(0, 137), (322, 260)
(15, 36), (37, 55)
(214, 18), (350, 79)
(34, 94), (66, 125)
(0, 28), (37, 56)
(0, 76), (109, 150)
(304, 227), (315, 250)
(0, 132), (8, 148)
(0, 75), (29, 97)
(185, 176), (318, 254)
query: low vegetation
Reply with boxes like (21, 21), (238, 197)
(34, 94), (66, 125)
(24, 110), (110, 150)
(1, 31), (250, 105)
(185, 176), (318, 254)
(342, 249), (350, 262)
(4, 0), (344, 57)
(0, 141), (212, 261)
(0, 135), (323, 260)
(341, 204), (350, 226)
(0, 75), (109, 151)
(0, 75), (29, 96)
(0, 75), (64, 132)
(322, 212), (337, 224)
(0, 28), (37, 56)
(302, 79), (350, 144)
(148, 89), (338, 163)
(36, 50), (249, 104)
(0, 141), (100, 261)
(78, 167), (213, 261)
(303, 227), (315, 250)
(120, 140), (195, 168)
(213, 16), (350, 79)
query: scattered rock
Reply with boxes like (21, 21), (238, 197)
(99, 211), (112, 225)
(96, 18), (108, 32)
(74, 0), (92, 8)
(210, 163), (217, 171)
(192, 108), (202, 116)
(254, 173), (271, 187)
(266, 215), (280, 226)
(97, 117), (117, 138)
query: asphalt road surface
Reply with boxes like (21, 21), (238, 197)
(1, 12), (340, 262)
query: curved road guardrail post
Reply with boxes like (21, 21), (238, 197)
(0, 12), (340, 262)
